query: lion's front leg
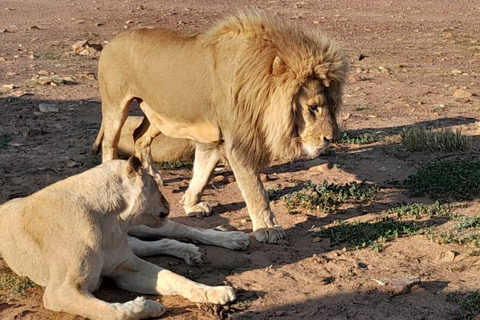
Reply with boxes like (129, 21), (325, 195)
(227, 155), (287, 244)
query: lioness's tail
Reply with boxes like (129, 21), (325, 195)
(92, 122), (104, 155)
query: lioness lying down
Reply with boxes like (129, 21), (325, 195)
(0, 157), (249, 320)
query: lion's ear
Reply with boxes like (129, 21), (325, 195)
(126, 156), (143, 177)
(272, 56), (287, 76)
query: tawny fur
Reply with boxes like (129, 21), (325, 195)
(0, 158), (245, 320)
(93, 12), (348, 243)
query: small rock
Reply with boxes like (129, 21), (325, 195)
(0, 57), (7, 62)
(312, 236), (322, 243)
(125, 20), (134, 24)
(37, 70), (49, 76)
(29, 25), (41, 30)
(452, 89), (472, 98)
(439, 250), (457, 262)
(2, 84), (15, 90)
(348, 74), (362, 83)
(451, 69), (463, 75)
(66, 160), (81, 168)
(7, 71), (18, 76)
(275, 310), (285, 317)
(321, 276), (335, 285)
(378, 166), (389, 172)
(72, 40), (102, 56)
(39, 103), (59, 113)
(212, 175), (225, 183)
(137, 4), (144, 10)
(310, 163), (331, 172)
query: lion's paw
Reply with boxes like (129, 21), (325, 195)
(191, 286), (236, 305)
(185, 202), (212, 217)
(215, 231), (250, 250)
(253, 226), (287, 244)
(183, 244), (204, 266)
(121, 296), (166, 319)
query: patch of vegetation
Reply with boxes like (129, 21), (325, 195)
(353, 105), (371, 111)
(400, 127), (470, 152)
(426, 215), (480, 247)
(36, 52), (62, 60)
(447, 291), (480, 320)
(386, 201), (452, 219)
(0, 134), (11, 149)
(405, 160), (480, 201)
(156, 160), (193, 170)
(310, 218), (424, 251)
(0, 268), (39, 301)
(281, 180), (377, 214)
(337, 131), (381, 145)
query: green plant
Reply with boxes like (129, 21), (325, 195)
(448, 291), (480, 320)
(281, 180), (377, 214)
(337, 131), (381, 145)
(156, 160), (193, 170)
(310, 218), (424, 251)
(400, 127), (470, 152)
(0, 268), (38, 301)
(405, 160), (480, 201)
(386, 202), (452, 219)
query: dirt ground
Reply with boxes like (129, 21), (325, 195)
(1, 0), (480, 319)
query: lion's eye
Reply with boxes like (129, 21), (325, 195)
(309, 105), (319, 112)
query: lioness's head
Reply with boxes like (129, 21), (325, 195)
(123, 156), (170, 227)
(294, 77), (339, 158)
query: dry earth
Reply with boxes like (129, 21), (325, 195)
(1, 0), (480, 319)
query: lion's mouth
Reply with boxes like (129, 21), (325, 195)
(302, 142), (329, 158)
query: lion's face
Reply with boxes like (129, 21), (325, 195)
(294, 78), (339, 158)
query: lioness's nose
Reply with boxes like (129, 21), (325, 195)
(324, 137), (330, 144)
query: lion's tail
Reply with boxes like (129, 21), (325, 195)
(91, 121), (104, 155)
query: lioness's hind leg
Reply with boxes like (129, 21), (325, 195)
(43, 284), (165, 320)
(133, 115), (163, 186)
(100, 97), (133, 163)
(128, 236), (203, 266)
(182, 145), (220, 217)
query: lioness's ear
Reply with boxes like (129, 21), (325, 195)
(126, 156), (143, 177)
(272, 56), (286, 76)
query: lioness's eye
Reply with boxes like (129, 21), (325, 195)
(309, 105), (319, 112)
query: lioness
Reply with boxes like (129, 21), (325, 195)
(0, 156), (249, 320)
(93, 13), (348, 244)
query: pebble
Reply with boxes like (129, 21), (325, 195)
(312, 236), (322, 243)
(378, 166), (389, 172)
(39, 103), (59, 113)
(275, 310), (285, 317)
(309, 163), (331, 172)
(66, 160), (81, 168)
(451, 69), (462, 75)
(452, 89), (472, 98)
(439, 250), (457, 262)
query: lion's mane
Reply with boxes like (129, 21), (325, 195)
(201, 13), (348, 168)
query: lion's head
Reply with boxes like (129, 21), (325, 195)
(205, 13), (348, 167)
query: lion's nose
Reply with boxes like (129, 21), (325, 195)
(160, 207), (170, 218)
(323, 137), (331, 144)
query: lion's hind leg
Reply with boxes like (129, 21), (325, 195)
(182, 144), (220, 217)
(100, 95), (134, 163)
(133, 111), (164, 186)
(112, 254), (236, 305)
(128, 236), (203, 266)
(43, 283), (165, 320)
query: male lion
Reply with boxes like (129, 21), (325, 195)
(0, 157), (249, 320)
(92, 13), (348, 244)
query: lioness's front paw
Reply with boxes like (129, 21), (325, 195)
(253, 226), (287, 244)
(206, 286), (236, 304)
(121, 296), (166, 319)
(184, 202), (212, 217)
(214, 230), (250, 250)
(183, 245), (204, 266)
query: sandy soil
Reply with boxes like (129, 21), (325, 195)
(1, 0), (479, 319)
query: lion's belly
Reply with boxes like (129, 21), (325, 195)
(140, 101), (221, 143)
